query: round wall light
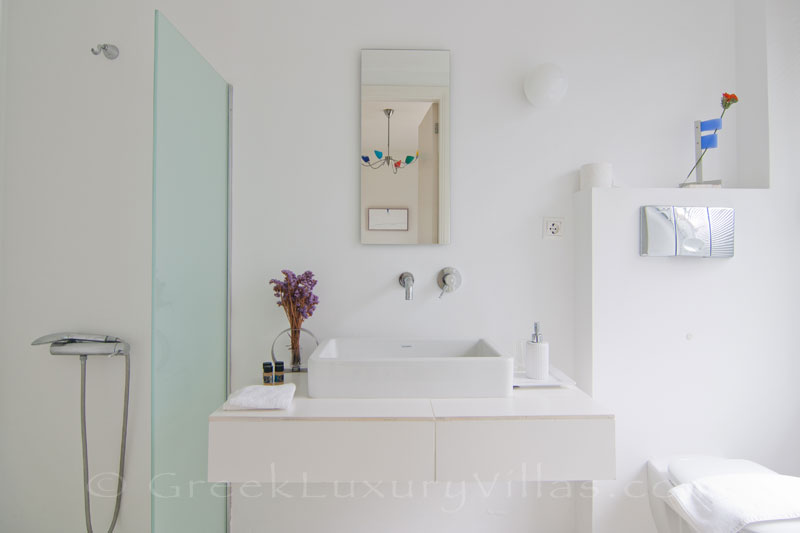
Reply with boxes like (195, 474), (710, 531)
(524, 63), (568, 108)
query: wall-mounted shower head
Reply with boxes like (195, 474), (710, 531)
(91, 43), (119, 60)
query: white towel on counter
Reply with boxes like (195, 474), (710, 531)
(666, 473), (800, 533)
(223, 383), (296, 410)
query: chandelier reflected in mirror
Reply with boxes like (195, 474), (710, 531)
(360, 108), (418, 174)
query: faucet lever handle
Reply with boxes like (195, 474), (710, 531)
(436, 268), (462, 299)
(438, 273), (455, 299)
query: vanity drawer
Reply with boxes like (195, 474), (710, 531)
(209, 419), (435, 482)
(434, 417), (615, 481)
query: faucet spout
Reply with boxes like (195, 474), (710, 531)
(399, 272), (415, 301)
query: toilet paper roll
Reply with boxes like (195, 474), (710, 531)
(580, 162), (614, 190)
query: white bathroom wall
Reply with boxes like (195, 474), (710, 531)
(0, 2), (154, 532)
(0, 1), (793, 532)
(215, 0), (740, 530)
(587, 3), (800, 531)
(587, 188), (800, 532)
(224, 0), (741, 391)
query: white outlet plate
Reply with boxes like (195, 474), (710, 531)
(543, 217), (564, 239)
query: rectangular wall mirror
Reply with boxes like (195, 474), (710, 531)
(360, 50), (450, 244)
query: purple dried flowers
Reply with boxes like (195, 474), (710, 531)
(270, 269), (319, 321)
(269, 270), (319, 367)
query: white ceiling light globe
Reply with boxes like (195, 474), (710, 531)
(524, 63), (568, 108)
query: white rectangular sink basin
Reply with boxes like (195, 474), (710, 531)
(307, 338), (513, 399)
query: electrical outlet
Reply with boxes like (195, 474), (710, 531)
(543, 217), (564, 239)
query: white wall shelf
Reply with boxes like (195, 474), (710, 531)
(208, 374), (615, 483)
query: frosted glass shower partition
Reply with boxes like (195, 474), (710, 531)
(152, 12), (230, 533)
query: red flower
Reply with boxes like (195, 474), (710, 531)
(721, 92), (739, 109)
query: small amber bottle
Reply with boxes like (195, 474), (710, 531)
(262, 362), (273, 385)
(274, 361), (285, 384)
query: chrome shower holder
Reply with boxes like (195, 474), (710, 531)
(91, 43), (119, 60)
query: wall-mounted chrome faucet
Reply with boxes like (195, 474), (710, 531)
(399, 272), (415, 301)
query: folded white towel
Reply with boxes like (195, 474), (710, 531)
(223, 383), (296, 410)
(666, 473), (800, 533)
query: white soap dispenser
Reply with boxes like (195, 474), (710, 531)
(525, 322), (550, 380)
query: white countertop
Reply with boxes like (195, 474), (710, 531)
(209, 373), (613, 422)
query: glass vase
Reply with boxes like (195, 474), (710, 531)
(270, 327), (319, 372)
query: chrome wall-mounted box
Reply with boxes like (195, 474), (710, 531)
(708, 207), (735, 257)
(640, 206), (676, 256)
(640, 206), (734, 258)
(674, 207), (711, 257)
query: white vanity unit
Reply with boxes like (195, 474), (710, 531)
(208, 374), (615, 483)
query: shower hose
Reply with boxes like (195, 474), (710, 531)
(79, 353), (130, 533)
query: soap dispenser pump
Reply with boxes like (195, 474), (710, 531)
(525, 322), (550, 380)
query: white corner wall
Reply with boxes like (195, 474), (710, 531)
(589, 187), (800, 533)
(586, 2), (800, 531)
